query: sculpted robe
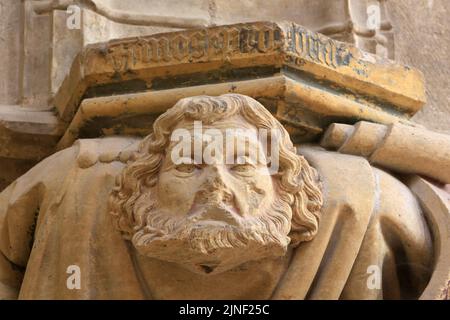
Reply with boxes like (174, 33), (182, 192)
(0, 137), (434, 299)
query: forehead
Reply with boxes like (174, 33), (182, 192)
(166, 116), (266, 156)
(171, 116), (261, 143)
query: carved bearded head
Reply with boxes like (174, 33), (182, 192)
(109, 94), (322, 275)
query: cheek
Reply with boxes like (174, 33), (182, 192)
(254, 173), (275, 194)
(237, 174), (275, 215)
(157, 173), (201, 215)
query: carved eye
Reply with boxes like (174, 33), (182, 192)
(175, 164), (200, 174)
(230, 163), (255, 174)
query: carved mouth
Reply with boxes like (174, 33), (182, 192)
(189, 204), (241, 227)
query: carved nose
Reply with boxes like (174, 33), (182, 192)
(200, 166), (234, 204)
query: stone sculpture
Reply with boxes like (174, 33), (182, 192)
(1, 4), (449, 300)
(1, 94), (446, 300)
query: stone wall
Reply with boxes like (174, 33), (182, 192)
(388, 0), (450, 133)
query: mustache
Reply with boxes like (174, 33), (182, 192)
(187, 202), (242, 227)
(140, 203), (242, 240)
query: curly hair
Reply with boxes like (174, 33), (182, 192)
(109, 94), (323, 247)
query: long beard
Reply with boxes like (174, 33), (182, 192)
(131, 194), (292, 275)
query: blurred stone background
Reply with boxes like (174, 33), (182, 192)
(388, 0), (450, 132)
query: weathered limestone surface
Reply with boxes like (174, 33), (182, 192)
(0, 94), (444, 299)
(51, 21), (425, 153)
(387, 0), (450, 133)
(0, 1), (448, 300)
(321, 121), (450, 184)
(0, 0), (448, 188)
(0, 0), (22, 106)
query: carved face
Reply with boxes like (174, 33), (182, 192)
(109, 94), (322, 275)
(158, 117), (275, 221)
(132, 117), (292, 274)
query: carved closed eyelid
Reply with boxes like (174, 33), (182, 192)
(175, 163), (202, 173)
(229, 163), (256, 172)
